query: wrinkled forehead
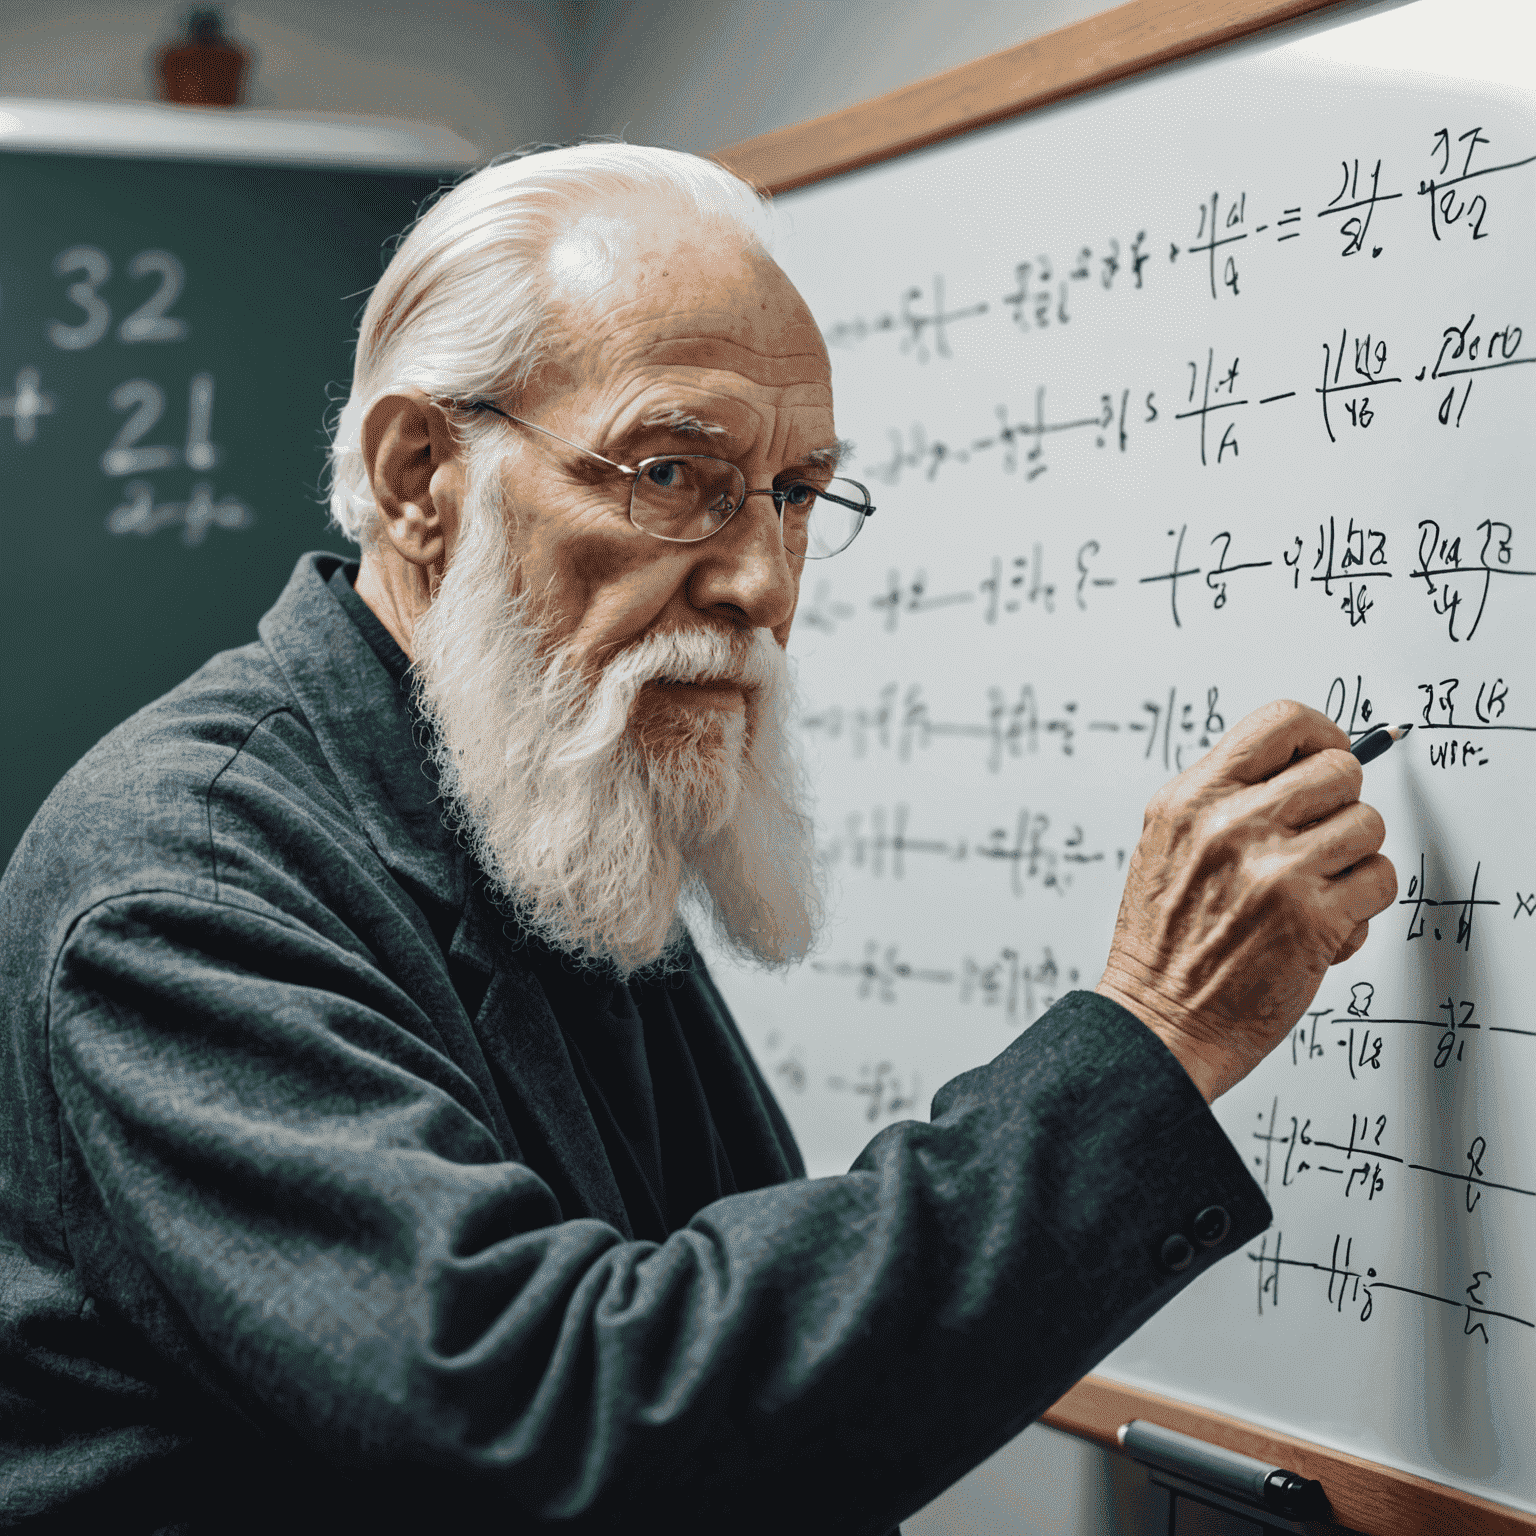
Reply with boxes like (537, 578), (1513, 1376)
(540, 196), (829, 391)
(544, 191), (774, 303)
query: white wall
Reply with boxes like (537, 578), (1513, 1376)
(571, 0), (1119, 150)
(0, 0), (571, 155)
(0, 1), (1121, 159)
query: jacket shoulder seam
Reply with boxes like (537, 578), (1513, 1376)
(204, 705), (298, 902)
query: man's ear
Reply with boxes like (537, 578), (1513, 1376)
(360, 390), (464, 570)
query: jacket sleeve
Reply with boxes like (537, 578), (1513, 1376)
(48, 886), (1270, 1534)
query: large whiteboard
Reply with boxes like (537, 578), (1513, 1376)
(702, 0), (1536, 1515)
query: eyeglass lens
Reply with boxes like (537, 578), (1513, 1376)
(629, 456), (870, 559)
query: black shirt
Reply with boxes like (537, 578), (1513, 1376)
(327, 562), (734, 1242)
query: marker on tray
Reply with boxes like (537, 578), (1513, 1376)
(1117, 1420), (1330, 1520)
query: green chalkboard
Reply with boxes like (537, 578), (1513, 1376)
(0, 151), (450, 865)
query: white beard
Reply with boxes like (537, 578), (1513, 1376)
(407, 450), (823, 976)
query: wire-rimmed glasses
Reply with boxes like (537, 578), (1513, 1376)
(451, 400), (875, 559)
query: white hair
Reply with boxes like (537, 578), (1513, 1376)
(325, 142), (774, 546)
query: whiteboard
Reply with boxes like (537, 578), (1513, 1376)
(700, 0), (1536, 1514)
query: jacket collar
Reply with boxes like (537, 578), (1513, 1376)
(257, 552), (465, 914)
(257, 556), (635, 1225)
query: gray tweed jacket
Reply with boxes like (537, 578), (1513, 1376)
(0, 552), (1268, 1534)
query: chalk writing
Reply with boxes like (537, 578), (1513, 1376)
(0, 367), (56, 443)
(12, 241), (255, 544)
(104, 479), (253, 546)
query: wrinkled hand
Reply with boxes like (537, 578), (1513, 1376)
(1097, 699), (1397, 1103)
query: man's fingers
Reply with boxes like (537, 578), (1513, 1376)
(1331, 919), (1371, 967)
(1210, 700), (1351, 787)
(1327, 851), (1398, 923)
(1303, 799), (1387, 877)
(1260, 746), (1363, 829)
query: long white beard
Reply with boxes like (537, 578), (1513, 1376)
(408, 453), (823, 976)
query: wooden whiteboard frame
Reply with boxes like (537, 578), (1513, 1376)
(714, 1), (1536, 1530)
(1044, 1376), (1536, 1534)
(717, 0), (1348, 194)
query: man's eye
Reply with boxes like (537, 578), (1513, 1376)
(781, 483), (816, 508)
(646, 461), (683, 490)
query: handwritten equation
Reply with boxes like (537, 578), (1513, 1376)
(841, 306), (1528, 504)
(1254, 1095), (1536, 1210)
(803, 682), (1224, 773)
(825, 804), (1126, 898)
(821, 127), (1535, 360)
(1250, 1232), (1534, 1343)
(0, 243), (253, 544)
(823, 241), (1150, 359)
(758, 1029), (923, 1126)
(805, 509), (1530, 644)
(758, 26), (1536, 1477)
(809, 940), (1082, 1030)
(1148, 513), (1531, 639)
(1282, 965), (1536, 1092)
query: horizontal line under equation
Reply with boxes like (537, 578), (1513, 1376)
(1249, 1233), (1534, 1339)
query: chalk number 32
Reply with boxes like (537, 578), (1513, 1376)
(48, 245), (190, 351)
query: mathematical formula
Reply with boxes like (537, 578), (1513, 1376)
(716, 15), (1536, 1498)
(798, 509), (1532, 643)
(0, 243), (251, 545)
(823, 127), (1535, 355)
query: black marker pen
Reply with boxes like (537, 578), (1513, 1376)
(1351, 722), (1412, 764)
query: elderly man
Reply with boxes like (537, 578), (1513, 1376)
(0, 144), (1394, 1533)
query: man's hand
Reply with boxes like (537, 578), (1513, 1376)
(1096, 699), (1397, 1103)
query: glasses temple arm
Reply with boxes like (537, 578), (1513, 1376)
(810, 485), (875, 516)
(461, 400), (637, 477)
(456, 402), (872, 518)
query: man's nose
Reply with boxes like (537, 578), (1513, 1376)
(687, 493), (798, 630)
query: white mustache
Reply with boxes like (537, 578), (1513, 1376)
(627, 628), (775, 687)
(545, 627), (781, 768)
